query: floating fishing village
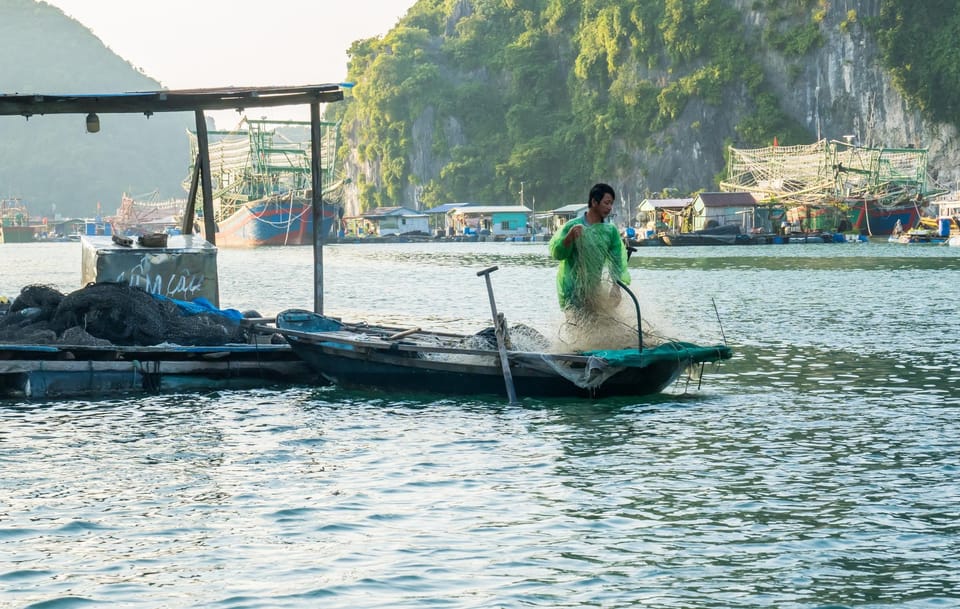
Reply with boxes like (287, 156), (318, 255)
(4, 75), (960, 401)
(0, 84), (737, 400)
(6, 3), (960, 609)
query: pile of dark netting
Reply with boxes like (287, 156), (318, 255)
(0, 282), (246, 346)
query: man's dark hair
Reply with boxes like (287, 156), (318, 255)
(588, 183), (616, 207)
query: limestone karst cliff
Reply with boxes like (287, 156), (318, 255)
(333, 0), (960, 215)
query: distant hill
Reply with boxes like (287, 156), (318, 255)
(0, 0), (195, 218)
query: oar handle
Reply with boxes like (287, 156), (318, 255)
(476, 265), (499, 277)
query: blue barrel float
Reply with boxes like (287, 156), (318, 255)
(940, 217), (952, 237)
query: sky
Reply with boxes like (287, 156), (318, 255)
(43, 0), (415, 126)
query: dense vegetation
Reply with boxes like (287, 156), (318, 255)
(4, 0), (956, 219)
(329, 0), (818, 211)
(874, 0), (960, 127)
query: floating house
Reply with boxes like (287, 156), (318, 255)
(637, 198), (692, 234)
(424, 202), (476, 236)
(689, 192), (757, 231)
(448, 205), (531, 238)
(360, 206), (430, 237)
(549, 204), (587, 233)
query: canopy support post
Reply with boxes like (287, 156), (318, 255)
(194, 110), (217, 247)
(310, 102), (324, 314)
(181, 154), (201, 235)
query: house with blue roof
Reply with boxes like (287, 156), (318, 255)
(447, 205), (532, 239)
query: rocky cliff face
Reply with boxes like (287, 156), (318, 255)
(339, 0), (960, 216)
(736, 0), (959, 189)
(612, 0), (959, 199)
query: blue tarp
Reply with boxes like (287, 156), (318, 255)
(152, 294), (244, 321)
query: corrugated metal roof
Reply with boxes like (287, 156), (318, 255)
(552, 204), (588, 214)
(424, 202), (478, 214)
(450, 205), (532, 214)
(640, 198), (692, 209)
(696, 192), (757, 207)
(361, 206), (426, 218)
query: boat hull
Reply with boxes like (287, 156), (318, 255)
(276, 310), (732, 400)
(0, 225), (36, 243)
(206, 196), (337, 247)
(846, 201), (920, 236)
(286, 340), (687, 398)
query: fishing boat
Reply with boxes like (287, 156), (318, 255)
(0, 198), (37, 243)
(661, 224), (744, 246)
(186, 118), (343, 247)
(845, 197), (925, 236)
(107, 192), (185, 236)
(887, 219), (946, 244)
(272, 267), (732, 400)
(720, 139), (946, 236)
(274, 310), (730, 399)
(915, 198), (960, 239)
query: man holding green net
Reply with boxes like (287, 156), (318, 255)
(549, 183), (631, 317)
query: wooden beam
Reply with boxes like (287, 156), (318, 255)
(182, 153), (201, 235)
(0, 85), (344, 117)
(194, 111), (217, 253)
(310, 102), (324, 314)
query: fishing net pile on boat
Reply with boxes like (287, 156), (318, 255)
(0, 282), (248, 346)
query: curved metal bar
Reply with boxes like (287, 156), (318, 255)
(616, 280), (643, 352)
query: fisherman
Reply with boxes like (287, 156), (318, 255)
(549, 183), (630, 318)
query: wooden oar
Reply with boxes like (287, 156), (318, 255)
(476, 266), (518, 404)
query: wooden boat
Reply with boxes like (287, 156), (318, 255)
(661, 224), (757, 246)
(889, 227), (946, 244)
(846, 197), (924, 236)
(273, 309), (732, 399)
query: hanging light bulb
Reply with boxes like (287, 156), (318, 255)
(85, 112), (100, 133)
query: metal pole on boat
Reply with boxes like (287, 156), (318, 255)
(616, 280), (643, 352)
(310, 102), (324, 314)
(477, 266), (518, 404)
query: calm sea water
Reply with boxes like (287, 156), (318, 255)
(2, 240), (959, 609)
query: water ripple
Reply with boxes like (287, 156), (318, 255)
(2, 242), (959, 608)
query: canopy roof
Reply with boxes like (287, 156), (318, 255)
(450, 205), (531, 215)
(0, 84), (344, 116)
(552, 203), (588, 214)
(639, 198), (692, 210)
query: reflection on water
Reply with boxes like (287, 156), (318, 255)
(2, 240), (960, 608)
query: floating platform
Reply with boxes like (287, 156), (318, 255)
(0, 341), (319, 399)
